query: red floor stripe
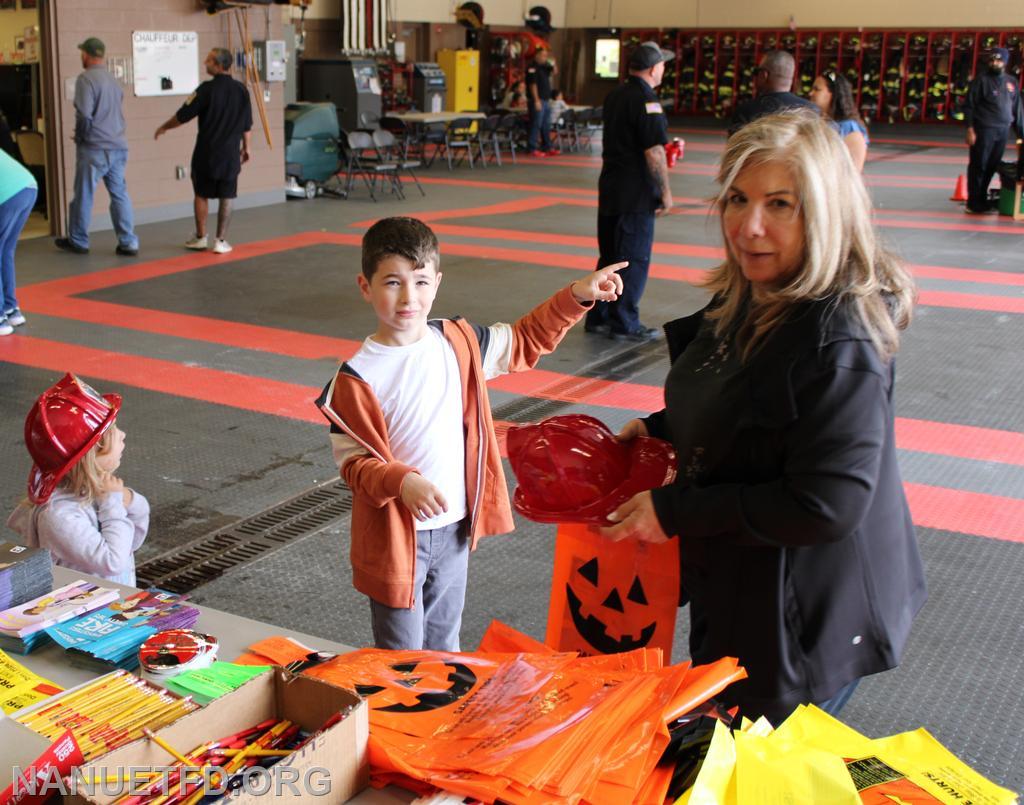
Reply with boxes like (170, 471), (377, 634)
(416, 176), (598, 197)
(0, 336), (325, 424)
(896, 419), (1024, 465)
(489, 369), (665, 411)
(910, 264), (1024, 287)
(388, 196), (560, 224)
(916, 289), (1024, 314)
(425, 223), (725, 260)
(868, 217), (1024, 234)
(19, 232), (347, 297)
(23, 296), (359, 360)
(904, 483), (1024, 543)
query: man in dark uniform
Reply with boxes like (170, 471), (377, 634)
(964, 47), (1024, 214)
(584, 41), (673, 342)
(728, 50), (817, 136)
(154, 48), (253, 253)
(525, 47), (558, 156)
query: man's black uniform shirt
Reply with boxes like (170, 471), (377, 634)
(176, 73), (253, 179)
(525, 62), (554, 102)
(966, 71), (1024, 132)
(598, 76), (669, 214)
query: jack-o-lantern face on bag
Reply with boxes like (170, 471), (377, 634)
(566, 555), (657, 654)
(545, 523), (680, 658)
(355, 659), (478, 713)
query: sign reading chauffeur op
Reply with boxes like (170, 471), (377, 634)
(131, 31), (199, 97)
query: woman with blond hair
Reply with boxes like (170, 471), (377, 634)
(603, 111), (926, 726)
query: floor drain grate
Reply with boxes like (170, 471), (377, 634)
(136, 480), (353, 594)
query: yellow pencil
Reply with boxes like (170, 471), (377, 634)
(143, 727), (196, 766)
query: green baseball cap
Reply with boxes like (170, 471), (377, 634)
(78, 37), (105, 57)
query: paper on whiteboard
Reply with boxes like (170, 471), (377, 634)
(132, 31), (199, 97)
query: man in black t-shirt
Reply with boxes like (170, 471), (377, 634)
(584, 41), (674, 342)
(155, 48), (253, 254)
(728, 50), (818, 137)
(525, 48), (557, 156)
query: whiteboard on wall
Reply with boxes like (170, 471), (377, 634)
(132, 31), (199, 97)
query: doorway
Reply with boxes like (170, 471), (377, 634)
(0, 0), (52, 239)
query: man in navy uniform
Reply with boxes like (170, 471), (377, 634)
(964, 47), (1024, 214)
(584, 41), (673, 342)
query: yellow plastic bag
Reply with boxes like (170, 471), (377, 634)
(678, 719), (737, 805)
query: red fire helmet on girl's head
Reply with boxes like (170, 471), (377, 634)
(24, 373), (121, 504)
(506, 414), (677, 525)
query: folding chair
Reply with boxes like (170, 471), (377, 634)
(554, 108), (580, 153)
(343, 131), (398, 201)
(476, 114), (503, 166)
(419, 121), (448, 168)
(373, 129), (426, 197)
(380, 116), (416, 161)
(437, 117), (476, 170)
(493, 113), (520, 164)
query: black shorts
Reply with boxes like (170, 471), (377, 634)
(191, 172), (238, 200)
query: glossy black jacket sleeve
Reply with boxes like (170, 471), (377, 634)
(651, 346), (889, 548)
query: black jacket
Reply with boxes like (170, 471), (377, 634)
(646, 298), (926, 723)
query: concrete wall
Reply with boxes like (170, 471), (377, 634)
(302, 0), (567, 29)
(301, 0), (1024, 29)
(50, 0), (284, 234)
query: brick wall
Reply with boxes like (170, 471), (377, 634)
(51, 0), (285, 232)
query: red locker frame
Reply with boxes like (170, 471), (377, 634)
(629, 27), (1024, 124)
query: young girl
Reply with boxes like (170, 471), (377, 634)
(7, 373), (149, 586)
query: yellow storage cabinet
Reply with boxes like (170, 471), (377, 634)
(437, 49), (479, 112)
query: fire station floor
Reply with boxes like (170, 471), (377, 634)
(2, 122), (1023, 791)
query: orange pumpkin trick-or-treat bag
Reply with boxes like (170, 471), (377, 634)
(545, 522), (680, 657)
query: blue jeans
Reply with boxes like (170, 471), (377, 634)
(68, 147), (138, 250)
(585, 212), (656, 335)
(0, 186), (36, 313)
(528, 100), (552, 151)
(369, 518), (469, 651)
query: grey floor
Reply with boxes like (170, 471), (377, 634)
(2, 122), (1022, 791)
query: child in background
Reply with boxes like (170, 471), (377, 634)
(502, 80), (528, 111)
(7, 373), (149, 586)
(317, 217), (625, 651)
(549, 89), (569, 122)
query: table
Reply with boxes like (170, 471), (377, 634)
(0, 567), (412, 803)
(387, 111), (486, 124)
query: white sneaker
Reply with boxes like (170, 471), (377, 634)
(0, 318), (13, 336)
(185, 234), (208, 250)
(212, 239), (233, 254)
(4, 308), (25, 326)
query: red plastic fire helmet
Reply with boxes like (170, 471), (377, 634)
(24, 373), (122, 504)
(507, 414), (677, 525)
(666, 138), (685, 168)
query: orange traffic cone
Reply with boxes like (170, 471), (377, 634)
(950, 174), (968, 202)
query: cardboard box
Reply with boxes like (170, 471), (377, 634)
(62, 668), (368, 804)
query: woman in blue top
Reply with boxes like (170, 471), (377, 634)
(0, 149), (37, 335)
(810, 71), (869, 171)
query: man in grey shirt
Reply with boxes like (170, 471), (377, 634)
(55, 37), (139, 256)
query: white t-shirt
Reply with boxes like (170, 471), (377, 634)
(347, 327), (468, 531)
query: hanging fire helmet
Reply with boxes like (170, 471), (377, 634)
(507, 414), (677, 525)
(456, 2), (485, 29)
(24, 373), (122, 504)
(525, 5), (553, 34)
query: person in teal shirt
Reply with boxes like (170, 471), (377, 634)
(0, 149), (36, 335)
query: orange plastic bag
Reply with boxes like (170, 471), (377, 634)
(546, 522), (680, 657)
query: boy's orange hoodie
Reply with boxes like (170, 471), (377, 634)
(316, 285), (590, 609)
